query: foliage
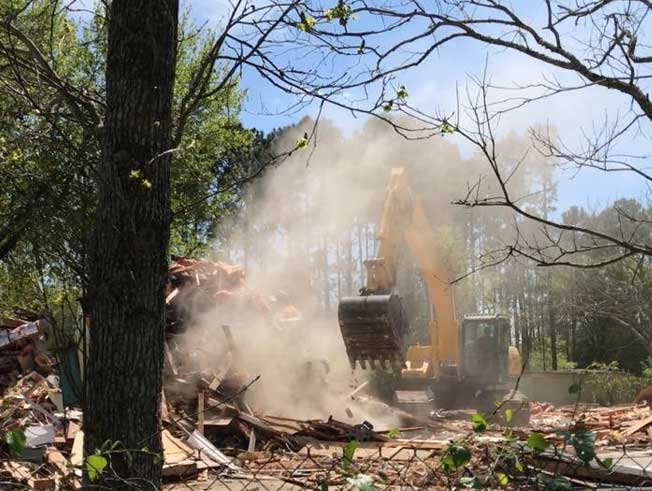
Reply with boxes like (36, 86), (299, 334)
(559, 430), (595, 464)
(342, 439), (359, 469)
(86, 453), (108, 482)
(0, 2), (254, 317)
(441, 443), (471, 473)
(526, 433), (548, 453)
(471, 414), (487, 434)
(4, 429), (26, 456)
(387, 428), (401, 438)
(586, 361), (647, 405)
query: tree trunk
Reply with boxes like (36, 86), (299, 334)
(549, 300), (558, 370)
(322, 234), (330, 311)
(548, 272), (558, 370)
(85, 0), (178, 488)
(518, 292), (529, 365)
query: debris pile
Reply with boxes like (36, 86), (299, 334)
(1, 257), (652, 489)
(529, 401), (652, 446)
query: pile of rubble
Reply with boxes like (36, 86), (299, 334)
(1, 257), (652, 489)
(0, 257), (396, 487)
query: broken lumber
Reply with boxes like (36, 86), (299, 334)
(198, 391), (204, 434)
(621, 414), (652, 438)
(162, 430), (195, 464)
(66, 421), (80, 443)
(5, 461), (55, 490)
(70, 431), (84, 468)
(164, 340), (178, 376)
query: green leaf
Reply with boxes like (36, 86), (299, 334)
(504, 408), (513, 424)
(442, 443), (471, 473)
(295, 12), (316, 32)
(564, 430), (595, 464)
(4, 429), (26, 456)
(342, 440), (359, 469)
(295, 134), (308, 149)
(471, 414), (487, 433)
(382, 101), (393, 112)
(537, 473), (571, 491)
(439, 121), (455, 134)
(514, 458), (524, 473)
(396, 85), (408, 100)
(129, 169), (142, 180)
(598, 457), (613, 469)
(86, 454), (108, 482)
(323, 0), (352, 27)
(387, 428), (401, 438)
(526, 432), (548, 453)
(496, 472), (509, 487)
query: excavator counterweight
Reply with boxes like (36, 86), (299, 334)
(338, 294), (408, 370)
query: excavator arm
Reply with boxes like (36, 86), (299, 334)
(338, 167), (460, 378)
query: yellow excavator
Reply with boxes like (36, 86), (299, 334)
(338, 167), (523, 412)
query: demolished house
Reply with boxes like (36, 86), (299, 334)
(1, 257), (652, 489)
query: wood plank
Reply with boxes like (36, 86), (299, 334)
(161, 389), (171, 424)
(46, 448), (71, 475)
(162, 460), (197, 479)
(70, 431), (84, 467)
(162, 430), (194, 465)
(5, 461), (55, 490)
(66, 421), (80, 443)
(165, 288), (179, 305)
(198, 391), (204, 434)
(164, 340), (179, 376)
(248, 428), (256, 453)
(621, 414), (652, 437)
(46, 447), (82, 488)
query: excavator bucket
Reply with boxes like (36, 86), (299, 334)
(337, 294), (409, 370)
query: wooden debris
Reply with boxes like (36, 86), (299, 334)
(197, 391), (204, 434)
(5, 461), (55, 490)
(66, 420), (80, 443)
(164, 340), (178, 376)
(161, 389), (171, 423)
(70, 431), (84, 468)
(162, 429), (195, 464)
(621, 414), (652, 438)
(166, 288), (180, 305)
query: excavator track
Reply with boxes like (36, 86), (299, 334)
(337, 294), (409, 370)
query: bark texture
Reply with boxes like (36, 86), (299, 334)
(85, 1), (178, 488)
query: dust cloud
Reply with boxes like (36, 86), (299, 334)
(179, 115), (553, 426)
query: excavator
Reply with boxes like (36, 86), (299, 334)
(338, 167), (523, 413)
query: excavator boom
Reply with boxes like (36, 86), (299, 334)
(337, 167), (459, 377)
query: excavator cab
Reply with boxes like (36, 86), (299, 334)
(461, 315), (511, 386)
